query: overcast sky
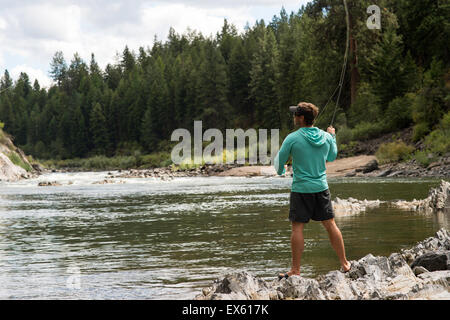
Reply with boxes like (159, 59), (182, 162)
(0, 0), (310, 88)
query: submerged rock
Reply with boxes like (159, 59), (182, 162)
(195, 228), (450, 300)
(332, 197), (382, 216)
(92, 179), (125, 184)
(38, 181), (62, 186)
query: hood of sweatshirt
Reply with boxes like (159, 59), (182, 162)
(298, 127), (327, 147)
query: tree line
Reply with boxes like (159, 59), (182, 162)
(0, 0), (448, 161)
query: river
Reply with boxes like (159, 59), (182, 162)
(0, 172), (447, 299)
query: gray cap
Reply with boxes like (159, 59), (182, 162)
(289, 106), (299, 113)
(289, 106), (306, 116)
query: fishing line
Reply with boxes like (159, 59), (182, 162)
(316, 0), (350, 128)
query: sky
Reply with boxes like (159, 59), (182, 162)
(0, 0), (311, 89)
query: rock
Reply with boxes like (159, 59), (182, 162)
(362, 160), (379, 173)
(38, 181), (62, 186)
(332, 197), (382, 216)
(413, 266), (429, 276)
(345, 171), (356, 177)
(196, 228), (450, 300)
(195, 271), (276, 300)
(391, 180), (450, 213)
(376, 168), (392, 177)
(31, 163), (44, 172)
(92, 179), (125, 184)
(417, 271), (450, 289)
(275, 276), (325, 300)
(410, 251), (450, 272)
(387, 171), (403, 178)
(317, 271), (355, 300)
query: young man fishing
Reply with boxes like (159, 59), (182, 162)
(274, 102), (351, 279)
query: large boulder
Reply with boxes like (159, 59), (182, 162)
(362, 160), (379, 173)
(410, 251), (450, 272)
(196, 271), (277, 300)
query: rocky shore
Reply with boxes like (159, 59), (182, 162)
(346, 156), (450, 179)
(195, 228), (450, 300)
(97, 155), (450, 180)
(195, 181), (450, 300)
(0, 134), (41, 182)
(106, 164), (239, 180)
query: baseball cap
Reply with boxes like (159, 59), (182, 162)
(289, 106), (305, 116)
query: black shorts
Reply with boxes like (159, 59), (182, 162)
(289, 189), (334, 223)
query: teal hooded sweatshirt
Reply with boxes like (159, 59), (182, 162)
(274, 127), (337, 193)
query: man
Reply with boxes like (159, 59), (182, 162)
(274, 102), (351, 279)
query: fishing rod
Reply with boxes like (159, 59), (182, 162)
(315, 0), (350, 128)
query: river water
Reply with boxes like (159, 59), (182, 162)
(0, 172), (447, 299)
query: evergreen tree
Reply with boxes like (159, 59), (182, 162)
(49, 51), (67, 86)
(196, 40), (231, 129)
(249, 27), (281, 129)
(90, 103), (109, 154)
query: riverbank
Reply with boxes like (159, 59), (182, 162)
(195, 228), (450, 300)
(0, 130), (41, 182)
(93, 154), (449, 180)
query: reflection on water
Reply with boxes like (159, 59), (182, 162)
(0, 174), (446, 299)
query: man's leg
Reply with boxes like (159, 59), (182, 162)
(321, 218), (351, 271)
(289, 221), (304, 276)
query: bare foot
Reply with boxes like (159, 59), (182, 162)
(341, 261), (352, 273)
(278, 270), (300, 279)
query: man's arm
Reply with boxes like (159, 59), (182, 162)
(274, 135), (292, 175)
(326, 126), (338, 162)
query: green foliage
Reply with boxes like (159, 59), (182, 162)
(347, 82), (381, 127)
(385, 93), (415, 131)
(0, 122), (5, 144)
(412, 122), (431, 142)
(413, 150), (437, 168)
(336, 126), (353, 145)
(351, 121), (388, 141)
(424, 111), (450, 155)
(375, 141), (415, 164)
(41, 152), (172, 171)
(412, 59), (448, 141)
(7, 151), (32, 172)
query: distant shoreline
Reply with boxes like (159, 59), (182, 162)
(39, 154), (450, 180)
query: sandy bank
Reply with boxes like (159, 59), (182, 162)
(215, 155), (377, 178)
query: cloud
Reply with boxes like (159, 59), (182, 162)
(10, 64), (53, 88)
(0, 0), (310, 88)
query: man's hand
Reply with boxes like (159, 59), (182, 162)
(327, 126), (335, 135)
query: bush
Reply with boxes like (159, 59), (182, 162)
(351, 121), (388, 141)
(375, 140), (415, 164)
(412, 122), (431, 142)
(385, 93), (415, 131)
(413, 150), (437, 167)
(347, 82), (381, 127)
(424, 111), (450, 155)
(41, 152), (173, 171)
(336, 126), (353, 145)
